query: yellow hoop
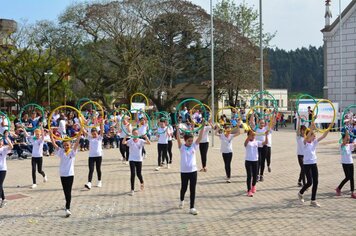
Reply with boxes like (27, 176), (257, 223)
(190, 103), (211, 126)
(110, 107), (132, 122)
(312, 99), (336, 133)
(79, 101), (104, 128)
(48, 105), (83, 141)
(130, 93), (149, 108)
(245, 105), (274, 134)
(215, 106), (240, 130)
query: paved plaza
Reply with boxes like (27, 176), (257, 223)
(0, 128), (356, 235)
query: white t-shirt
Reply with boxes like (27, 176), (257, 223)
(56, 148), (77, 177)
(220, 134), (234, 153)
(255, 127), (272, 147)
(29, 137), (44, 157)
(340, 144), (354, 164)
(58, 120), (66, 134)
(127, 139), (145, 162)
(52, 113), (60, 122)
(200, 126), (212, 143)
(296, 136), (304, 156)
(120, 123), (132, 139)
(88, 135), (103, 157)
(0, 146), (10, 171)
(303, 140), (318, 165)
(180, 143), (198, 173)
(138, 124), (148, 136)
(167, 126), (174, 141)
(245, 140), (263, 161)
(0, 118), (9, 135)
(157, 127), (169, 144)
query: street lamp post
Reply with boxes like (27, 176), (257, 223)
(16, 90), (23, 114)
(259, 0), (264, 98)
(44, 71), (53, 108)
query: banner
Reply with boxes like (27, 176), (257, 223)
(298, 99), (338, 123)
(131, 102), (145, 113)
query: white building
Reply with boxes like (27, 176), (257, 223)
(322, 0), (356, 111)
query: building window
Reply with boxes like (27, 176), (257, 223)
(276, 100), (280, 107)
(281, 100), (283, 107)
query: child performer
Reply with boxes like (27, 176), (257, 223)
(298, 122), (332, 207)
(50, 129), (82, 217)
(24, 125), (47, 189)
(122, 129), (150, 196)
(335, 131), (356, 198)
(296, 117), (307, 187)
(215, 121), (241, 183)
(0, 132), (13, 208)
(155, 118), (172, 171)
(84, 120), (104, 190)
(176, 126), (204, 215)
(199, 120), (213, 172)
(244, 130), (268, 197)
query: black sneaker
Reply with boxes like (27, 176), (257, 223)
(298, 182), (303, 187)
(260, 176), (264, 182)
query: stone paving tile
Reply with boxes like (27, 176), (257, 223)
(0, 129), (356, 235)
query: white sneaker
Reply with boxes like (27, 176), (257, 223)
(298, 193), (304, 203)
(125, 161), (129, 165)
(85, 182), (92, 190)
(226, 178), (231, 183)
(130, 190), (135, 196)
(31, 184), (37, 189)
(43, 175), (48, 183)
(97, 181), (102, 188)
(167, 164), (171, 169)
(155, 167), (160, 171)
(310, 200), (321, 208)
(189, 208), (198, 215)
(65, 209), (72, 217)
(179, 200), (184, 209)
(0, 199), (7, 208)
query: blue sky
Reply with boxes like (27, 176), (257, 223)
(0, 0), (352, 50)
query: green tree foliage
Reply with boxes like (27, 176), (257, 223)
(267, 46), (323, 97)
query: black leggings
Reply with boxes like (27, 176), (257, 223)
(157, 143), (168, 166)
(119, 138), (130, 161)
(129, 161), (143, 191)
(168, 140), (173, 163)
(31, 157), (45, 184)
(61, 176), (74, 210)
(338, 163), (354, 192)
(297, 155), (306, 185)
(245, 161), (258, 191)
(199, 142), (209, 168)
(259, 146), (270, 176)
(88, 156), (102, 182)
(0, 171), (6, 200)
(180, 171), (197, 209)
(300, 164), (318, 201)
(222, 153), (233, 178)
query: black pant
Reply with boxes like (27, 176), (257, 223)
(258, 146), (268, 176)
(88, 157), (102, 182)
(61, 176), (74, 210)
(297, 155), (306, 185)
(0, 171), (6, 200)
(46, 142), (54, 154)
(32, 157), (45, 184)
(180, 171), (197, 209)
(222, 153), (233, 178)
(300, 164), (318, 201)
(338, 164), (354, 192)
(168, 140), (173, 163)
(199, 142), (209, 168)
(129, 161), (143, 191)
(157, 143), (168, 166)
(245, 161), (258, 191)
(119, 138), (130, 161)
(80, 138), (89, 149)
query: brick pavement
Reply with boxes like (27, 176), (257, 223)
(0, 128), (356, 235)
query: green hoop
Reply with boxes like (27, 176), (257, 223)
(341, 104), (356, 138)
(19, 103), (45, 132)
(120, 109), (151, 138)
(0, 111), (11, 133)
(295, 94), (319, 123)
(175, 98), (206, 133)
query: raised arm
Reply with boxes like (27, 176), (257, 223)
(296, 115), (301, 135)
(262, 130), (269, 146)
(317, 129), (330, 143)
(4, 132), (13, 150)
(73, 131), (81, 151)
(176, 128), (182, 148)
(244, 136), (250, 147)
(233, 120), (242, 137)
(50, 131), (59, 150)
(195, 126), (205, 144)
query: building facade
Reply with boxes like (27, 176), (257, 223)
(322, 0), (356, 111)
